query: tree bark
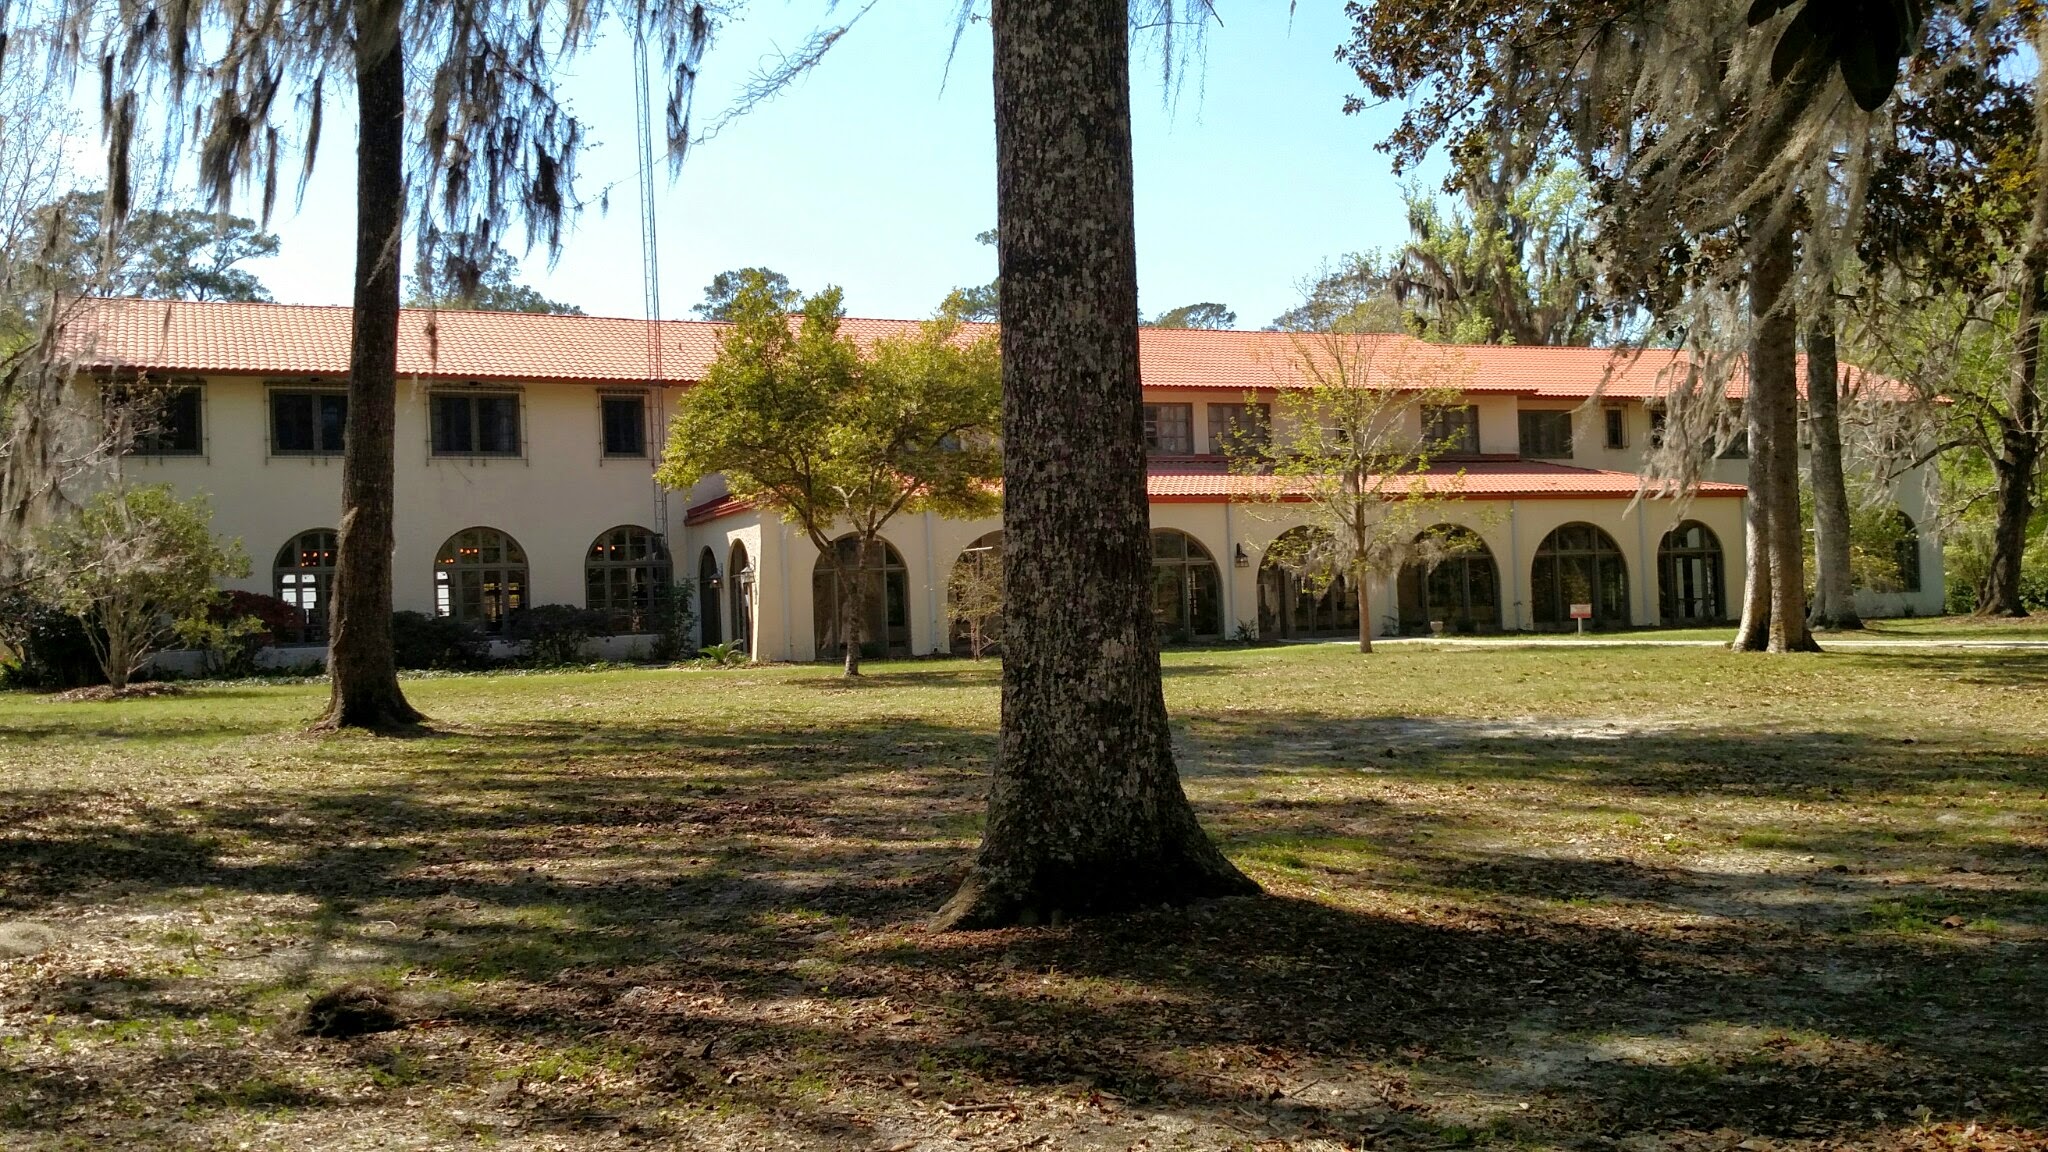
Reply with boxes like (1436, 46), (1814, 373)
(1750, 219), (1821, 653)
(934, 0), (1257, 929)
(1356, 566), (1373, 653)
(841, 536), (866, 676)
(316, 0), (423, 731)
(1804, 298), (1862, 630)
(1732, 402), (1775, 650)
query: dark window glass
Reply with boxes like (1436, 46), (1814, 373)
(271, 391), (347, 454)
(1142, 403), (1194, 454)
(121, 384), (203, 454)
(1717, 429), (1749, 459)
(431, 393), (520, 456)
(1604, 407), (1627, 449)
(1648, 409), (1667, 447)
(602, 396), (647, 457)
(1518, 410), (1574, 459)
(1206, 402), (1270, 455)
(1424, 405), (1480, 455)
(585, 525), (670, 631)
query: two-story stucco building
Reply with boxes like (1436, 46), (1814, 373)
(57, 299), (1943, 663)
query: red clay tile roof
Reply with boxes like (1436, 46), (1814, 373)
(1146, 460), (1746, 502)
(55, 297), (1892, 401)
(683, 493), (755, 526)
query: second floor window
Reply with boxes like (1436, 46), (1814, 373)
(112, 383), (203, 455)
(601, 395), (647, 457)
(432, 392), (521, 456)
(1424, 404), (1480, 456)
(1207, 403), (1269, 455)
(1519, 410), (1574, 459)
(1604, 407), (1628, 449)
(1143, 403), (1194, 454)
(272, 390), (348, 454)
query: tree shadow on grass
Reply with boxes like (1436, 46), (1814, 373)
(3, 706), (2045, 1147)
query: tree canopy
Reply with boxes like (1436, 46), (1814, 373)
(1149, 302), (1236, 329)
(695, 268), (800, 321)
(30, 190), (278, 303)
(407, 245), (583, 314)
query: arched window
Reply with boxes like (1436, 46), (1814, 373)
(585, 526), (669, 632)
(434, 527), (527, 633)
(1398, 526), (1501, 634)
(1659, 521), (1725, 624)
(273, 529), (336, 644)
(1531, 523), (1630, 630)
(1153, 529), (1223, 642)
(1257, 527), (1359, 640)
(729, 542), (754, 656)
(814, 535), (911, 659)
(698, 547), (723, 647)
(1889, 510), (1922, 594)
(949, 531), (1005, 656)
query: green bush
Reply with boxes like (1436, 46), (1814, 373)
(390, 611), (490, 670)
(504, 604), (609, 667)
(0, 592), (103, 690)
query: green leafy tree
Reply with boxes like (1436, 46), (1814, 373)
(32, 483), (248, 689)
(694, 268), (799, 321)
(408, 245), (584, 314)
(1232, 333), (1477, 652)
(1149, 302), (1235, 329)
(1271, 252), (1413, 334)
(32, 190), (278, 302)
(942, 229), (1001, 322)
(657, 273), (1002, 676)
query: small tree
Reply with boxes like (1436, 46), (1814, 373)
(33, 483), (247, 689)
(1236, 334), (1477, 653)
(658, 275), (1002, 675)
(948, 543), (1004, 659)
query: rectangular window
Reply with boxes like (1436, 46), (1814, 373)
(1604, 407), (1628, 449)
(431, 392), (521, 456)
(1424, 404), (1480, 456)
(1206, 402), (1269, 455)
(1142, 403), (1194, 454)
(1717, 429), (1749, 459)
(114, 383), (203, 455)
(271, 390), (348, 454)
(601, 395), (647, 457)
(1518, 410), (1574, 459)
(1649, 408), (1667, 448)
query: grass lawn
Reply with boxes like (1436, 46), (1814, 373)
(2, 645), (2045, 1151)
(1390, 615), (2048, 645)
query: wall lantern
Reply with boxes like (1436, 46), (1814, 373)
(1234, 544), (1250, 568)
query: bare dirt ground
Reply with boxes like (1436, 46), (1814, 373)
(2, 644), (2044, 1150)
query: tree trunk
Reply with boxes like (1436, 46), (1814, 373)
(1732, 412), (1774, 650)
(1804, 299), (1862, 630)
(316, 0), (422, 731)
(1356, 567), (1373, 653)
(1750, 220), (1821, 653)
(841, 537), (865, 676)
(934, 0), (1257, 929)
(1985, 15), (2048, 616)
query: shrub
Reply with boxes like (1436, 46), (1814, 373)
(0, 592), (104, 690)
(698, 640), (749, 667)
(644, 580), (697, 663)
(504, 604), (609, 667)
(390, 611), (490, 670)
(215, 590), (308, 643)
(174, 614), (269, 679)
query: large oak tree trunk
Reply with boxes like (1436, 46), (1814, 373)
(1804, 301), (1862, 630)
(1733, 398), (1775, 650)
(934, 0), (1257, 929)
(317, 0), (422, 731)
(1356, 565), (1373, 653)
(1985, 20), (2048, 616)
(1753, 222), (1821, 653)
(842, 537), (866, 676)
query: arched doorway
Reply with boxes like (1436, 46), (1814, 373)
(697, 547), (723, 647)
(434, 527), (528, 633)
(1153, 529), (1223, 642)
(814, 535), (911, 659)
(1531, 523), (1630, 630)
(585, 525), (669, 632)
(949, 531), (1004, 656)
(728, 542), (754, 656)
(1658, 521), (1725, 624)
(1256, 527), (1358, 639)
(1881, 509), (1922, 593)
(273, 529), (337, 644)
(1398, 526), (1501, 634)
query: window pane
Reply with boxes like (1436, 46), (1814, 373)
(273, 392), (314, 452)
(1519, 411), (1572, 459)
(433, 395), (472, 454)
(1144, 404), (1193, 454)
(603, 397), (646, 456)
(318, 394), (349, 451)
(477, 396), (519, 454)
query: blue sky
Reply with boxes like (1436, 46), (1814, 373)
(124, 3), (1439, 327)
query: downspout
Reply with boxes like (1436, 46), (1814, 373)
(1507, 500), (1523, 630)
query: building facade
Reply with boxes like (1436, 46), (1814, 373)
(61, 300), (1944, 663)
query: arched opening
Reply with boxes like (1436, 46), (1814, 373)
(728, 542), (754, 657)
(1398, 526), (1501, 634)
(1885, 509), (1922, 593)
(948, 531), (1004, 656)
(1256, 527), (1359, 640)
(434, 527), (527, 633)
(697, 547), (723, 647)
(814, 535), (911, 660)
(1153, 529), (1223, 643)
(585, 525), (669, 632)
(1658, 520), (1725, 624)
(1531, 523), (1630, 630)
(273, 529), (336, 644)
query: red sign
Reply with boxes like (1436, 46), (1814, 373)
(1569, 603), (1594, 620)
